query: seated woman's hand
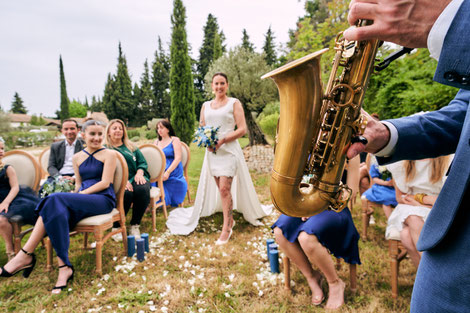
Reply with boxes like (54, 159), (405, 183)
(0, 202), (9, 213)
(163, 171), (170, 181)
(402, 194), (421, 206)
(134, 173), (146, 185)
(125, 181), (134, 192)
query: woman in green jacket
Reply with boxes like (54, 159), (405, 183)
(105, 119), (150, 239)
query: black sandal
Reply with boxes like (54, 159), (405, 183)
(0, 248), (36, 278)
(52, 265), (74, 293)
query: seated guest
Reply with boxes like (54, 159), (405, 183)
(358, 114), (380, 195)
(362, 155), (397, 218)
(0, 120), (116, 294)
(41, 119), (84, 195)
(0, 138), (40, 261)
(153, 119), (187, 207)
(272, 156), (361, 309)
(386, 155), (451, 267)
(105, 119), (150, 239)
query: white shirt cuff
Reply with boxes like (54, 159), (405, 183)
(374, 121), (398, 157)
(428, 0), (464, 61)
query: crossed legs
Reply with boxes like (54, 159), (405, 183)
(274, 227), (345, 309)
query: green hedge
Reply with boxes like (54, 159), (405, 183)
(258, 113), (279, 139)
(3, 131), (57, 149)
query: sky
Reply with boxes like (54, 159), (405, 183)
(0, 0), (306, 117)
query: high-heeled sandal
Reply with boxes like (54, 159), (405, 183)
(0, 248), (36, 278)
(51, 265), (74, 294)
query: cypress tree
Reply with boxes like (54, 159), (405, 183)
(151, 37), (171, 119)
(90, 95), (103, 113)
(10, 92), (27, 114)
(114, 42), (134, 124)
(241, 29), (255, 52)
(59, 55), (70, 120)
(169, 0), (196, 144)
(138, 59), (154, 125)
(263, 26), (277, 66)
(102, 73), (117, 118)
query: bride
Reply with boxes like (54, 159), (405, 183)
(166, 72), (271, 243)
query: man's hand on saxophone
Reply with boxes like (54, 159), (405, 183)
(343, 0), (452, 48)
(346, 110), (391, 159)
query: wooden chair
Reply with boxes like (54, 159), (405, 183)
(3, 150), (41, 253)
(283, 255), (357, 293)
(180, 142), (191, 205)
(45, 151), (128, 275)
(38, 147), (50, 180)
(139, 144), (167, 230)
(360, 196), (383, 240)
(386, 225), (408, 298)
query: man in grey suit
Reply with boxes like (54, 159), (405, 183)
(46, 119), (84, 182)
(346, 0), (469, 311)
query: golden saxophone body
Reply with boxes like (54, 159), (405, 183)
(262, 25), (380, 217)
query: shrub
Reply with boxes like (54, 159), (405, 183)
(3, 131), (57, 149)
(145, 130), (157, 140)
(127, 129), (141, 139)
(130, 136), (140, 142)
(258, 112), (279, 139)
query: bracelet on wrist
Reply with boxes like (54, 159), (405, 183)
(414, 193), (427, 205)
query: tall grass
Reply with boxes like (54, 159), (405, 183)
(0, 141), (413, 312)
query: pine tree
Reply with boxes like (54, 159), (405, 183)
(263, 26), (277, 66)
(194, 14), (224, 119)
(169, 0), (196, 144)
(90, 95), (103, 112)
(10, 92), (27, 114)
(59, 55), (70, 120)
(152, 37), (171, 119)
(241, 29), (255, 52)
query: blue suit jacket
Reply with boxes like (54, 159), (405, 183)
(377, 0), (470, 251)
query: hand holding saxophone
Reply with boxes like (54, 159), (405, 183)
(346, 110), (391, 160)
(344, 0), (452, 48)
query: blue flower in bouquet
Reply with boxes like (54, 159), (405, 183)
(193, 126), (220, 152)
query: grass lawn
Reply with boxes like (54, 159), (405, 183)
(0, 140), (413, 312)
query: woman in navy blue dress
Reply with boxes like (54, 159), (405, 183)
(0, 138), (39, 261)
(153, 119), (187, 207)
(272, 156), (361, 309)
(0, 120), (117, 294)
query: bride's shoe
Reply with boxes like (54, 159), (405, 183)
(215, 229), (233, 245)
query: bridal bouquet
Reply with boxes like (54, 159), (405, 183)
(40, 175), (75, 198)
(193, 126), (220, 152)
(378, 165), (392, 181)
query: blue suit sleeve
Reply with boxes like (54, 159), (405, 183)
(434, 0), (470, 90)
(377, 89), (470, 163)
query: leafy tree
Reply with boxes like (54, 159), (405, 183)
(59, 55), (70, 120)
(169, 0), (196, 144)
(0, 110), (11, 132)
(195, 14), (225, 119)
(30, 114), (47, 126)
(205, 47), (277, 145)
(69, 99), (87, 118)
(11, 92), (27, 114)
(241, 29), (255, 52)
(152, 37), (171, 119)
(137, 60), (154, 125)
(263, 26), (277, 66)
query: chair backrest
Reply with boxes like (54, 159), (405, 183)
(113, 151), (128, 196)
(138, 144), (166, 183)
(38, 147), (50, 178)
(3, 150), (41, 192)
(180, 142), (190, 171)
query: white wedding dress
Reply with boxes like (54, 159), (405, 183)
(166, 97), (272, 235)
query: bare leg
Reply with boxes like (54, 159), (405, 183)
(0, 216), (14, 254)
(403, 215), (425, 267)
(298, 232), (345, 309)
(400, 226), (421, 267)
(383, 205), (393, 219)
(0, 216), (46, 274)
(274, 228), (323, 304)
(214, 176), (234, 242)
(51, 257), (73, 294)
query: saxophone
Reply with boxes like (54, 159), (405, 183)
(262, 22), (380, 217)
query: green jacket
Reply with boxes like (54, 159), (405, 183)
(112, 145), (150, 183)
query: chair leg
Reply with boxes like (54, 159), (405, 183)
(389, 240), (400, 299)
(349, 264), (357, 293)
(122, 227), (128, 256)
(83, 233), (89, 249)
(94, 231), (103, 276)
(162, 201), (168, 220)
(151, 196), (157, 232)
(361, 200), (370, 240)
(45, 238), (53, 272)
(187, 189), (191, 204)
(283, 256), (291, 292)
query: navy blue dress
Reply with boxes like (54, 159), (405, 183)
(0, 165), (39, 225)
(363, 164), (397, 206)
(35, 148), (116, 267)
(160, 141), (187, 207)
